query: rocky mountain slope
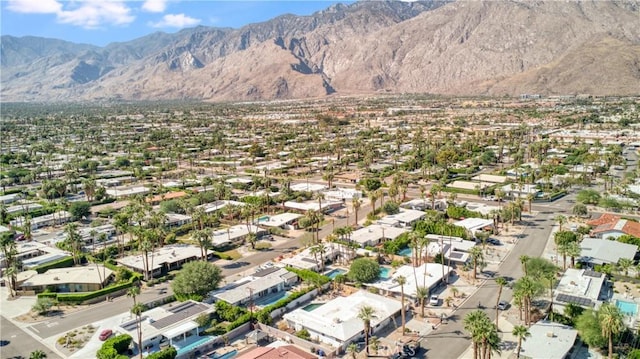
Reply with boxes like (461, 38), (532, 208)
(1, 0), (639, 102)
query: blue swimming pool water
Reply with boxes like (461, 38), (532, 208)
(176, 336), (216, 357)
(303, 303), (325, 311)
(398, 247), (412, 257)
(379, 267), (392, 279)
(256, 291), (290, 307)
(616, 300), (638, 316)
(324, 268), (347, 279)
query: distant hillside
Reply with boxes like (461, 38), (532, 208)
(1, 0), (639, 102)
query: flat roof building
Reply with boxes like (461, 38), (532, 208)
(370, 263), (453, 298)
(260, 213), (302, 230)
(350, 225), (408, 248)
(210, 267), (298, 306)
(283, 291), (401, 351)
(518, 321), (578, 359)
(553, 268), (606, 314)
(580, 237), (638, 265)
(117, 244), (205, 279)
(19, 265), (113, 294)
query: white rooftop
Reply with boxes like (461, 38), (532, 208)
(447, 180), (490, 191)
(117, 244), (202, 272)
(350, 225), (408, 246)
(580, 237), (638, 265)
(370, 263), (452, 296)
(212, 267), (292, 305)
(283, 290), (401, 342)
(21, 265), (113, 287)
(454, 218), (494, 233)
(519, 321), (578, 359)
(210, 224), (264, 247)
(379, 209), (425, 226)
(555, 268), (605, 304)
(471, 174), (508, 184)
(284, 200), (342, 212)
(197, 200), (246, 214)
(260, 213), (302, 228)
(290, 183), (327, 192)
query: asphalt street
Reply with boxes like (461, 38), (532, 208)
(421, 193), (576, 359)
(1, 316), (62, 359)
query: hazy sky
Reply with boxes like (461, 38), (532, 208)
(1, 0), (353, 46)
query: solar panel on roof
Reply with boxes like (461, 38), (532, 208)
(556, 293), (594, 307)
(583, 270), (602, 278)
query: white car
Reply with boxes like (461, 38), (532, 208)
(430, 295), (439, 306)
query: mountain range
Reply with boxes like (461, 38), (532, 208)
(1, 0), (639, 102)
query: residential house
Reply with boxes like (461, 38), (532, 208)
(587, 214), (640, 240)
(19, 265), (113, 294)
(350, 224), (408, 248)
(117, 244), (207, 279)
(283, 291), (401, 352)
(553, 268), (607, 315)
(579, 237), (638, 266)
(517, 321), (578, 359)
(210, 266), (298, 306)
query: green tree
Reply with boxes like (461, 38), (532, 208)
(32, 297), (57, 316)
(357, 306), (377, 355)
(171, 261), (223, 301)
(69, 201), (91, 220)
(469, 246), (484, 280)
(512, 325), (531, 359)
(394, 275), (407, 335)
(127, 285), (140, 306)
(599, 303), (624, 359)
(572, 203), (588, 217)
(415, 286), (429, 318)
(348, 258), (380, 283)
(346, 343), (358, 359)
(576, 189), (601, 205)
(576, 309), (606, 349)
(29, 350), (47, 359)
(131, 303), (145, 359)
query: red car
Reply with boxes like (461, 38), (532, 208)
(99, 329), (113, 341)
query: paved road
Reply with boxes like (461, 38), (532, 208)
(421, 193), (575, 359)
(19, 200), (377, 344)
(1, 316), (61, 359)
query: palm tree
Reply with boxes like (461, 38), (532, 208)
(346, 343), (358, 359)
(394, 275), (407, 335)
(64, 223), (83, 265)
(368, 190), (379, 214)
(368, 336), (380, 355)
(495, 277), (508, 328)
(599, 303), (625, 359)
(618, 258), (633, 277)
(352, 197), (362, 227)
(469, 246), (484, 280)
(415, 286), (429, 318)
(357, 305), (377, 355)
(464, 310), (490, 359)
(519, 255), (530, 276)
(131, 302), (146, 359)
(29, 350), (47, 359)
(555, 215), (567, 232)
(512, 325), (531, 359)
(127, 285), (140, 306)
(514, 276), (542, 326)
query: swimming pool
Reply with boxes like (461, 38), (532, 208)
(256, 291), (290, 307)
(398, 247), (412, 257)
(303, 303), (325, 312)
(379, 267), (392, 279)
(324, 268), (347, 279)
(616, 299), (638, 316)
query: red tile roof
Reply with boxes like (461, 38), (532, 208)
(235, 346), (316, 359)
(622, 220), (640, 238)
(587, 213), (620, 227)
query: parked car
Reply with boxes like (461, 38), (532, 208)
(99, 329), (113, 341)
(497, 300), (509, 311)
(487, 238), (501, 245)
(430, 295), (439, 306)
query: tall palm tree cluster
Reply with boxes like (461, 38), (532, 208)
(464, 310), (501, 359)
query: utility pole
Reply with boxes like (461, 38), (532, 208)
(248, 287), (254, 327)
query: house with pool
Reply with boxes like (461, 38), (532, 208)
(118, 300), (216, 359)
(209, 266), (298, 307)
(283, 290), (402, 352)
(350, 224), (408, 248)
(552, 268), (608, 315)
(369, 263), (453, 300)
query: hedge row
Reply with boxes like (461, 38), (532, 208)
(284, 267), (330, 285)
(97, 334), (132, 359)
(31, 256), (75, 274)
(41, 274), (142, 303)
